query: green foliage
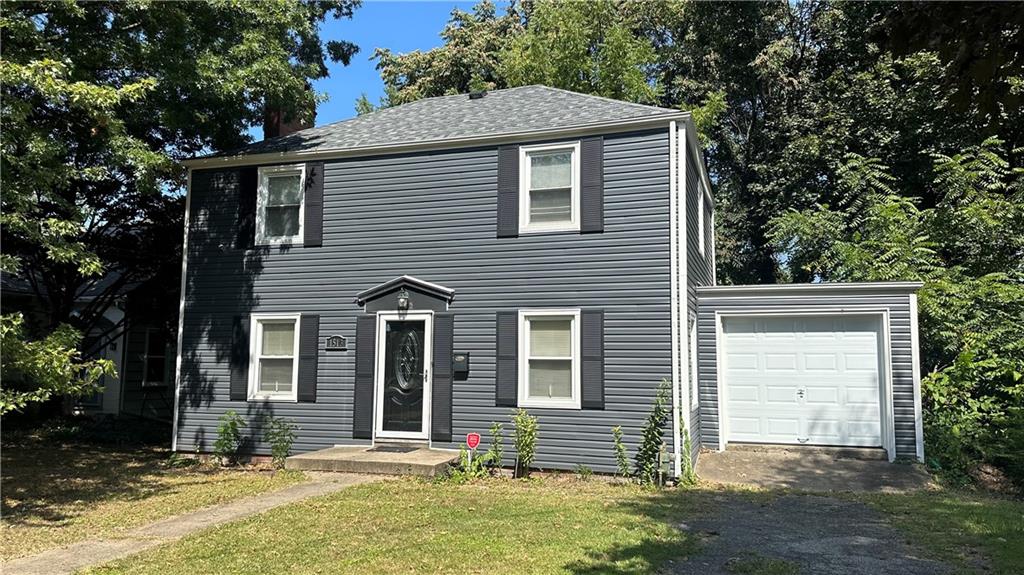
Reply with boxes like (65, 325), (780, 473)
(634, 379), (672, 486)
(512, 408), (538, 478)
(574, 464), (593, 481)
(680, 428), (697, 486)
(0, 313), (114, 414)
(611, 425), (630, 478)
(771, 140), (1024, 487)
(1, 0), (359, 413)
(354, 93), (378, 116)
(485, 421), (504, 468)
(263, 416), (298, 470)
(213, 411), (246, 466)
(442, 445), (494, 484)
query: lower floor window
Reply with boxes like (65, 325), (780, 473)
(518, 309), (580, 408)
(250, 315), (300, 400)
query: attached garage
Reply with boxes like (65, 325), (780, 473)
(696, 282), (924, 462)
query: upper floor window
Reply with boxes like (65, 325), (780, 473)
(257, 164), (305, 245)
(519, 142), (580, 233)
(249, 314), (300, 401)
(517, 309), (581, 409)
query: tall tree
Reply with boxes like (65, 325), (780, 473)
(0, 0), (360, 413)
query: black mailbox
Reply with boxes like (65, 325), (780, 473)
(453, 352), (470, 378)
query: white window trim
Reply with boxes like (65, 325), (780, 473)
(248, 314), (301, 402)
(518, 142), (581, 234)
(517, 308), (581, 409)
(256, 164), (306, 246)
(689, 321), (699, 410)
(142, 328), (169, 387)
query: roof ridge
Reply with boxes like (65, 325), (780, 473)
(528, 84), (680, 114)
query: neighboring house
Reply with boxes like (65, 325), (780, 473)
(174, 85), (923, 475)
(1, 272), (176, 422)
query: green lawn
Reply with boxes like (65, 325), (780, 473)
(86, 478), (701, 575)
(857, 490), (1024, 575)
(1, 441), (305, 561)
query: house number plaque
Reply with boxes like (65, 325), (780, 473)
(325, 335), (348, 351)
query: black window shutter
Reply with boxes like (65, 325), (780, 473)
(496, 145), (519, 238)
(303, 162), (324, 247)
(495, 311), (518, 407)
(580, 309), (605, 409)
(229, 315), (250, 401)
(235, 167), (258, 250)
(580, 136), (604, 233)
(297, 314), (319, 402)
(431, 313), (454, 443)
(353, 314), (377, 439)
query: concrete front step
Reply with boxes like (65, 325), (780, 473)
(285, 445), (458, 477)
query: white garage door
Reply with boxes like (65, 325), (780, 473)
(722, 315), (884, 447)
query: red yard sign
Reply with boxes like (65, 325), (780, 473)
(466, 433), (481, 449)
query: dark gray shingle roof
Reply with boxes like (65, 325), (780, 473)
(221, 85), (681, 157)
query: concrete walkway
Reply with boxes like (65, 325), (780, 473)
(4, 473), (377, 575)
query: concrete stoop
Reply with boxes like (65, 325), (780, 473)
(285, 444), (458, 477)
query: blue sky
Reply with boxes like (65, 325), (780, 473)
(253, 1), (480, 139)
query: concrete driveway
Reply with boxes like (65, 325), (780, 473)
(696, 445), (933, 492)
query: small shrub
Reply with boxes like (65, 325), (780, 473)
(166, 452), (199, 469)
(213, 410), (246, 466)
(611, 425), (630, 478)
(512, 408), (538, 478)
(485, 421), (504, 470)
(574, 463), (593, 481)
(264, 416), (297, 469)
(679, 427), (697, 486)
(634, 379), (671, 485)
(442, 444), (493, 484)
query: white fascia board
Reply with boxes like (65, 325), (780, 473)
(170, 169), (192, 452)
(697, 282), (925, 297)
(181, 113), (689, 169)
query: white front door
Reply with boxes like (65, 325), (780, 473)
(721, 315), (884, 447)
(374, 312), (432, 440)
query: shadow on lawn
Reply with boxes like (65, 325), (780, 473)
(0, 440), (205, 527)
(564, 486), (707, 575)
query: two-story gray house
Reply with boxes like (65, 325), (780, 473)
(173, 86), (924, 476)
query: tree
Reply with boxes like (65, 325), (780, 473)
(770, 140), (1024, 484)
(0, 0), (361, 413)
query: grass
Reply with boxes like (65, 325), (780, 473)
(1, 440), (305, 561)
(86, 477), (701, 575)
(856, 490), (1024, 575)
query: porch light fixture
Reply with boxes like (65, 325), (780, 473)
(397, 288), (410, 311)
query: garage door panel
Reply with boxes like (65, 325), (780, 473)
(722, 315), (884, 448)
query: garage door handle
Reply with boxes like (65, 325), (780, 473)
(796, 389), (805, 399)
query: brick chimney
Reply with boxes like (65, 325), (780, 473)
(263, 106), (314, 139)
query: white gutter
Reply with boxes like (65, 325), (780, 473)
(668, 121), (682, 479)
(182, 113), (690, 169)
(170, 169), (192, 452)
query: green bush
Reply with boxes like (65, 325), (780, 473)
(611, 425), (630, 478)
(485, 421), (504, 469)
(263, 416), (297, 469)
(213, 410), (246, 466)
(512, 408), (538, 478)
(574, 463), (593, 481)
(442, 445), (494, 484)
(680, 427), (697, 486)
(634, 379), (671, 485)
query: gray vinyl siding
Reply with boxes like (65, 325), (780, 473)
(176, 129), (672, 473)
(695, 290), (919, 459)
(684, 147), (714, 465)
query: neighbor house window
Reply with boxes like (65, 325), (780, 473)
(249, 315), (300, 401)
(518, 309), (581, 409)
(142, 328), (171, 387)
(256, 164), (305, 245)
(519, 142), (580, 233)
